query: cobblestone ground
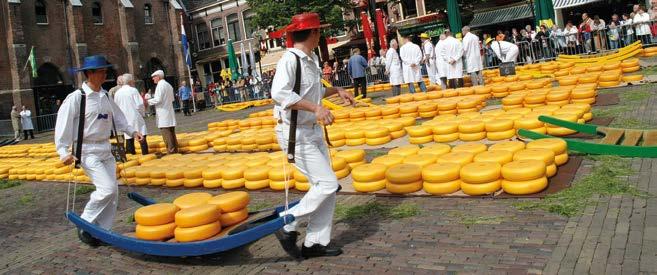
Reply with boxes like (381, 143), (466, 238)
(2, 85), (656, 274)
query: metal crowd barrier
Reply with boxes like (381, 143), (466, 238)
(0, 114), (57, 137)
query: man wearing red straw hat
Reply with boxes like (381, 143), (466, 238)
(271, 12), (355, 259)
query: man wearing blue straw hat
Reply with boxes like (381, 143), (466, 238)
(55, 55), (143, 246)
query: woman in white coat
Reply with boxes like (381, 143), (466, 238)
(385, 39), (404, 96)
(20, 106), (34, 140)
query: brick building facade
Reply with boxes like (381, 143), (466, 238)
(0, 0), (187, 119)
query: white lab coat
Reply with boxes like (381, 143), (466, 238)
(491, 40), (520, 63)
(399, 41), (423, 83)
(441, 36), (464, 79)
(462, 32), (483, 73)
(114, 85), (147, 138)
(385, 48), (404, 85)
(434, 39), (448, 78)
(147, 79), (176, 128)
(422, 40), (437, 84)
(19, 110), (34, 130)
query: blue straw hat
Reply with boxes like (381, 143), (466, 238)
(76, 55), (114, 72)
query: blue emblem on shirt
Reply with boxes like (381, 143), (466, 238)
(97, 114), (109, 120)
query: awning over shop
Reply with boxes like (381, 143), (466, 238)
(553, 0), (603, 9)
(468, 4), (533, 28)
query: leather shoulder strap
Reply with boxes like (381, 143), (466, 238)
(286, 52), (301, 163)
(74, 90), (86, 168)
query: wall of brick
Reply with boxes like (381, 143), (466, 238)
(133, 0), (182, 80)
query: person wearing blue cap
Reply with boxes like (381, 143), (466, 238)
(54, 55), (143, 247)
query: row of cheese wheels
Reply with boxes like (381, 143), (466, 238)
(383, 86), (491, 105)
(325, 117), (415, 147)
(120, 149), (366, 191)
(0, 143), (61, 158)
(553, 59), (641, 79)
(351, 138), (567, 195)
(208, 116), (277, 132)
(485, 79), (554, 98)
(134, 192), (250, 242)
(417, 102), (592, 141)
(556, 71), (642, 88)
(501, 84), (598, 109)
(210, 128), (282, 152)
(216, 99), (273, 112)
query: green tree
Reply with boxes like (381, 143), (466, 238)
(247, 0), (355, 61)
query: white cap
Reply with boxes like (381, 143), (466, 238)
(151, 70), (164, 77)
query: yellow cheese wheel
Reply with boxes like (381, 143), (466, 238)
(458, 121), (485, 133)
(422, 162), (460, 183)
(459, 132), (486, 141)
(501, 177), (548, 195)
(135, 169), (151, 178)
(546, 91), (570, 101)
(409, 135), (434, 144)
(570, 89), (596, 99)
(555, 153), (569, 166)
(270, 179), (295, 190)
(203, 179), (222, 188)
(175, 204), (221, 228)
(461, 180), (501, 195)
(488, 141), (526, 153)
(452, 143), (488, 155)
(432, 122), (459, 135)
(346, 138), (366, 146)
(295, 181), (310, 192)
(173, 193), (213, 209)
(335, 167), (350, 179)
(183, 168), (204, 179)
(149, 178), (167, 186)
(385, 163), (422, 184)
(222, 178), (246, 189)
(134, 203), (179, 226)
(329, 139), (346, 147)
(423, 179), (461, 195)
(460, 162), (501, 184)
(513, 148), (555, 165)
(582, 112), (592, 121)
(348, 160), (367, 170)
(344, 129), (365, 139)
(245, 179), (270, 190)
(502, 160), (546, 181)
(403, 154), (438, 167)
(418, 144), (451, 156)
(365, 128), (390, 139)
(335, 149), (366, 163)
(437, 151), (475, 166)
(174, 221), (222, 242)
(388, 129), (405, 139)
(474, 150), (514, 165)
(526, 138), (567, 155)
(485, 119), (514, 132)
(291, 170), (306, 183)
(622, 74), (643, 82)
(206, 191), (250, 213)
(202, 169), (222, 180)
(433, 133), (460, 143)
(621, 65), (640, 73)
(353, 179), (387, 192)
(183, 178), (204, 188)
(406, 126), (432, 137)
(166, 178), (185, 187)
(268, 164), (295, 181)
(135, 222), (176, 241)
(366, 135), (392, 146)
(331, 157), (348, 171)
(243, 166), (271, 181)
(372, 154), (404, 167)
(514, 117), (544, 130)
(389, 145), (420, 157)
(134, 178), (151, 185)
(546, 163), (557, 177)
(352, 163), (387, 182)
(386, 180), (423, 194)
(486, 129), (516, 141)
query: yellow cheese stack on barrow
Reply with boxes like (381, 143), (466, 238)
(134, 203), (179, 241)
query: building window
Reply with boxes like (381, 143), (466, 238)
(92, 2), (103, 24)
(211, 18), (225, 46)
(243, 10), (255, 39)
(227, 13), (241, 41)
(196, 23), (211, 50)
(35, 0), (48, 24)
(144, 4), (153, 24)
(400, 0), (417, 19)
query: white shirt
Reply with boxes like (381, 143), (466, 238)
(434, 39), (448, 78)
(271, 48), (325, 126)
(634, 12), (651, 35)
(55, 82), (135, 160)
(385, 48), (403, 86)
(462, 32), (483, 73)
(19, 110), (34, 130)
(399, 41), (423, 83)
(422, 40), (434, 63)
(441, 36), (464, 79)
(621, 19), (634, 35)
(114, 85), (147, 138)
(147, 79), (176, 128)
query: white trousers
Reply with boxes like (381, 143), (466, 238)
(276, 124), (339, 247)
(79, 143), (119, 230)
(426, 60), (437, 84)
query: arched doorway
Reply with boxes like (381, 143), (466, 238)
(32, 63), (74, 116)
(142, 57), (166, 93)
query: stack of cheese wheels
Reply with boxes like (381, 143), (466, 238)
(459, 162), (502, 195)
(569, 86), (597, 105)
(513, 148), (557, 177)
(546, 88), (571, 107)
(432, 121), (459, 143)
(372, 154), (405, 167)
(183, 167), (204, 188)
(501, 160), (548, 194)
(135, 167), (151, 186)
(327, 130), (346, 147)
(335, 149), (366, 169)
(622, 73), (643, 83)
(293, 169), (310, 192)
(208, 191), (250, 228)
(526, 138), (569, 166)
(545, 113), (578, 136)
(422, 162), (461, 194)
(170, 193), (218, 242)
(202, 168), (223, 188)
(418, 143), (452, 157)
(351, 163), (388, 192)
(388, 144), (420, 157)
(399, 104), (418, 117)
(165, 167), (185, 187)
(514, 115), (546, 135)
(345, 128), (366, 146)
(221, 165), (246, 189)
(403, 153), (438, 168)
(385, 164), (423, 194)
(418, 102), (438, 118)
(269, 163), (295, 190)
(458, 120), (486, 141)
(148, 167), (167, 186)
(331, 156), (351, 179)
(485, 119), (515, 141)
(620, 58), (640, 74)
(134, 203), (179, 241)
(365, 126), (391, 146)
(244, 165), (271, 190)
(561, 103), (592, 122)
(598, 69), (622, 87)
(406, 126), (433, 144)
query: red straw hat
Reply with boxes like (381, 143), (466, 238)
(285, 12), (330, 33)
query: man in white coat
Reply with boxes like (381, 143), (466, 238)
(487, 36), (520, 63)
(148, 70), (178, 154)
(114, 73), (148, 155)
(440, 31), (464, 89)
(434, 34), (448, 90)
(400, 35), (427, 93)
(20, 106), (35, 140)
(385, 39), (404, 96)
(420, 33), (437, 85)
(54, 55), (142, 246)
(461, 26), (484, 86)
